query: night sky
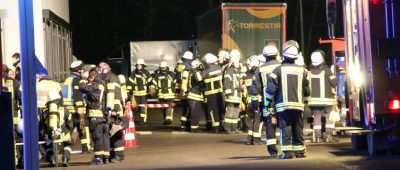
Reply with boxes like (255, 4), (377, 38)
(69, 0), (343, 65)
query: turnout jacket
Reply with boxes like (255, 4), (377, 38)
(62, 73), (85, 113)
(187, 69), (204, 101)
(265, 61), (311, 112)
(101, 72), (123, 114)
(251, 59), (281, 107)
(223, 66), (242, 103)
(308, 63), (338, 107)
(79, 77), (106, 118)
(201, 64), (223, 96)
(128, 68), (152, 97)
(151, 70), (176, 100)
(175, 61), (192, 98)
(243, 67), (256, 104)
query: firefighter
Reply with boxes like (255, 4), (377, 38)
(218, 49), (230, 67)
(41, 90), (73, 167)
(223, 49), (243, 134)
(265, 40), (310, 159)
(128, 58), (152, 124)
(62, 60), (92, 153)
(201, 53), (225, 133)
(187, 59), (205, 132)
(308, 50), (338, 143)
(11, 53), (21, 81)
(151, 61), (176, 125)
(98, 62), (126, 162)
(176, 51), (193, 130)
(251, 44), (282, 155)
(79, 69), (110, 165)
(244, 56), (262, 145)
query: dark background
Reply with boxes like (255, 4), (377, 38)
(69, 0), (343, 65)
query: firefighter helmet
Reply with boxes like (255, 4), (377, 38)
(257, 54), (266, 63)
(136, 58), (146, 66)
(229, 49), (241, 61)
(263, 45), (278, 58)
(282, 44), (299, 59)
(160, 61), (168, 68)
(182, 51), (194, 60)
(191, 59), (202, 69)
(218, 50), (230, 60)
(203, 53), (218, 64)
(311, 50), (325, 66)
(177, 59), (183, 64)
(230, 53), (240, 63)
(249, 55), (259, 67)
(295, 54), (305, 66)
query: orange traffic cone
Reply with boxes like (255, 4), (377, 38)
(124, 104), (137, 148)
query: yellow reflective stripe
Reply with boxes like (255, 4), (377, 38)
(224, 118), (239, 123)
(313, 125), (322, 129)
(281, 145), (293, 151)
(309, 98), (336, 105)
(267, 139), (277, 145)
(204, 89), (223, 96)
(103, 151), (110, 156)
(253, 132), (261, 138)
(88, 110), (103, 117)
(134, 90), (147, 96)
(248, 130), (253, 135)
(226, 97), (241, 103)
(75, 101), (84, 107)
(292, 145), (306, 151)
(49, 103), (58, 112)
(113, 147), (125, 151)
(80, 138), (89, 144)
(269, 73), (277, 79)
(225, 89), (232, 94)
(188, 92), (204, 101)
(64, 77), (73, 100)
(191, 125), (199, 129)
(61, 132), (71, 141)
(94, 151), (104, 155)
(204, 76), (222, 83)
(181, 116), (187, 121)
(325, 124), (335, 128)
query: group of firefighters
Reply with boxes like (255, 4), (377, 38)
(1, 39), (341, 168)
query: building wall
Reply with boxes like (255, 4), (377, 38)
(0, 0), (69, 66)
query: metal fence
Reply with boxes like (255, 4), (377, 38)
(43, 10), (73, 82)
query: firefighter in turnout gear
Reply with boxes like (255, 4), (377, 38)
(128, 58), (152, 123)
(201, 53), (225, 133)
(244, 56), (262, 145)
(175, 51), (193, 130)
(98, 62), (127, 162)
(151, 61), (176, 125)
(12, 53), (21, 81)
(223, 49), (243, 133)
(79, 69), (110, 165)
(308, 50), (338, 143)
(265, 40), (310, 159)
(41, 90), (73, 167)
(251, 45), (282, 156)
(63, 60), (92, 153)
(187, 59), (205, 132)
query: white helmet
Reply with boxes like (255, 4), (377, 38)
(263, 45), (278, 58)
(17, 120), (24, 134)
(48, 90), (61, 101)
(311, 50), (325, 66)
(249, 56), (259, 67)
(136, 58), (146, 66)
(177, 59), (183, 64)
(257, 54), (266, 63)
(70, 60), (83, 69)
(218, 50), (230, 60)
(191, 59), (202, 69)
(229, 49), (241, 61)
(295, 55), (305, 66)
(182, 51), (194, 60)
(230, 53), (240, 63)
(160, 61), (168, 68)
(282, 46), (299, 59)
(203, 53), (218, 64)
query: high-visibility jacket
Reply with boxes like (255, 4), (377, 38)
(200, 64), (223, 96)
(118, 74), (129, 103)
(223, 66), (242, 104)
(243, 67), (256, 104)
(265, 61), (311, 112)
(79, 77), (106, 118)
(37, 78), (62, 108)
(151, 70), (176, 100)
(62, 73), (84, 113)
(308, 64), (338, 107)
(175, 61), (192, 99)
(128, 69), (152, 97)
(187, 70), (204, 101)
(250, 59), (281, 111)
(102, 72), (123, 116)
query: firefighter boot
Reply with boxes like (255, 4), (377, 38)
(325, 134), (334, 143)
(253, 137), (263, 145)
(232, 123), (241, 134)
(103, 156), (109, 164)
(267, 145), (278, 157)
(295, 151), (307, 158)
(245, 135), (253, 145)
(47, 155), (56, 167)
(312, 137), (322, 143)
(279, 152), (294, 159)
(224, 123), (232, 134)
(90, 157), (103, 165)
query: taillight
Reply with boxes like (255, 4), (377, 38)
(388, 99), (400, 110)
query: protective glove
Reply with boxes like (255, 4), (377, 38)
(329, 105), (340, 123)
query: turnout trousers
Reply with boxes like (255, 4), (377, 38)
(205, 92), (225, 129)
(311, 106), (334, 138)
(278, 110), (305, 155)
(89, 118), (110, 159)
(134, 96), (148, 123)
(188, 99), (203, 130)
